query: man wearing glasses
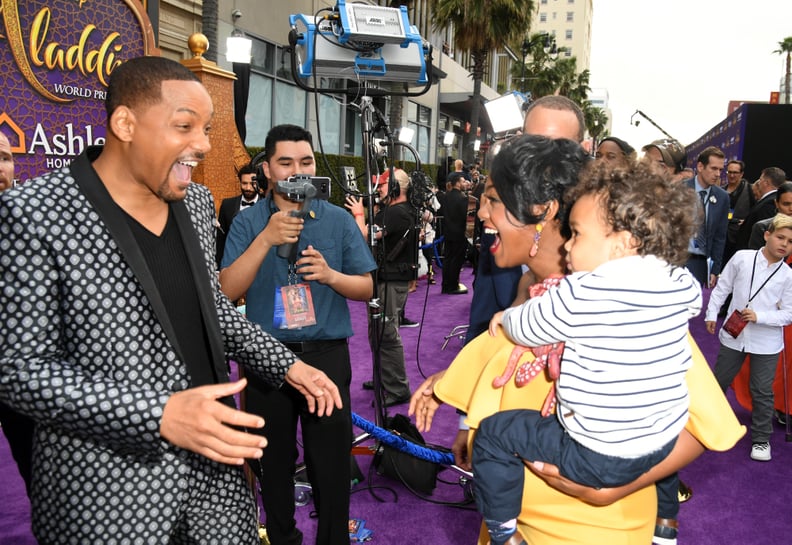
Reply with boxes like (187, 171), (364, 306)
(723, 160), (755, 265)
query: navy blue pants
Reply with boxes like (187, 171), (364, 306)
(473, 409), (675, 522)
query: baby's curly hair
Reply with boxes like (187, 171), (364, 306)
(566, 161), (700, 267)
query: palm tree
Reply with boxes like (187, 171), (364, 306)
(431, 0), (535, 163)
(774, 37), (792, 104)
(554, 58), (590, 104)
(201, 0), (218, 62)
(583, 102), (609, 145)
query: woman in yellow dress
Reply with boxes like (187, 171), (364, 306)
(409, 139), (745, 545)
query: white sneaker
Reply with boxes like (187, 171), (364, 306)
(750, 442), (771, 461)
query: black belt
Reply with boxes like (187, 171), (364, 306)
(688, 254), (707, 260)
(282, 338), (346, 354)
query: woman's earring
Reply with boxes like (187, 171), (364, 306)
(530, 223), (543, 258)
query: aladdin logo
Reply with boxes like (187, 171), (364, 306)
(2, 0), (124, 103)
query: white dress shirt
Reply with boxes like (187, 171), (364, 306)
(706, 248), (792, 354)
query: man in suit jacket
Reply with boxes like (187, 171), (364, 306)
(748, 182), (792, 249)
(734, 166), (787, 251)
(684, 146), (729, 287)
(0, 56), (341, 545)
(440, 171), (471, 294)
(216, 163), (260, 266)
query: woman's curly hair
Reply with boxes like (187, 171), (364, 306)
(566, 161), (700, 267)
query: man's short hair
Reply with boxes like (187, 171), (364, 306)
(523, 95), (585, 143)
(264, 124), (313, 162)
(762, 166), (787, 188)
(727, 160), (745, 173)
(105, 56), (199, 119)
(238, 163), (256, 180)
(447, 172), (465, 186)
(696, 146), (725, 166)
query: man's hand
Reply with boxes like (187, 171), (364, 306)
(295, 245), (335, 285)
(344, 195), (364, 216)
(285, 360), (343, 416)
(408, 371), (445, 432)
(161, 379), (267, 465)
(261, 210), (304, 247)
(709, 273), (718, 289)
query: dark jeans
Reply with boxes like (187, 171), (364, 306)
(473, 409), (675, 522)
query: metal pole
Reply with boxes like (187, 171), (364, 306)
(782, 343), (792, 441)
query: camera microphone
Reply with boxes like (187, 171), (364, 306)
(275, 177), (318, 262)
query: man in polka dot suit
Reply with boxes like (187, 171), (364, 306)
(0, 56), (342, 545)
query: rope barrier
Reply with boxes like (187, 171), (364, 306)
(352, 412), (454, 465)
(420, 235), (444, 269)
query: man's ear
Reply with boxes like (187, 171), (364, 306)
(108, 106), (135, 143)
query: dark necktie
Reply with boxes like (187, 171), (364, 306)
(241, 200), (255, 208)
(699, 189), (707, 207)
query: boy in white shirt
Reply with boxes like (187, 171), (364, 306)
(706, 213), (792, 462)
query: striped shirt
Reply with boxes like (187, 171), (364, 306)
(501, 255), (702, 458)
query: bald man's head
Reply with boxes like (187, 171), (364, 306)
(522, 96), (584, 142)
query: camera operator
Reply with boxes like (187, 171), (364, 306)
(363, 168), (418, 407)
(219, 124), (376, 545)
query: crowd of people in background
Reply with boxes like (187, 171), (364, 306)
(1, 57), (791, 545)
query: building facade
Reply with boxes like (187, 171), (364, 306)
(532, 0), (593, 72)
(154, 1), (595, 166)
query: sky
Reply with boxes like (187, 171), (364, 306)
(588, 0), (792, 148)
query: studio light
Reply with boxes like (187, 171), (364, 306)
(398, 126), (415, 144)
(226, 9), (252, 64)
(289, 0), (429, 85)
(484, 91), (530, 134)
(226, 32), (252, 63)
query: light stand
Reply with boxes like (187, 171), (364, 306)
(360, 94), (389, 430)
(630, 109), (677, 141)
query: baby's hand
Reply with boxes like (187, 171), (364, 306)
(488, 311), (505, 336)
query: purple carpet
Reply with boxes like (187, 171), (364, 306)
(2, 266), (791, 544)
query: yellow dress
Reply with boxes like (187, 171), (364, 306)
(434, 330), (745, 545)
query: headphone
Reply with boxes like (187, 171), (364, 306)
(388, 168), (400, 199)
(250, 150), (268, 190)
